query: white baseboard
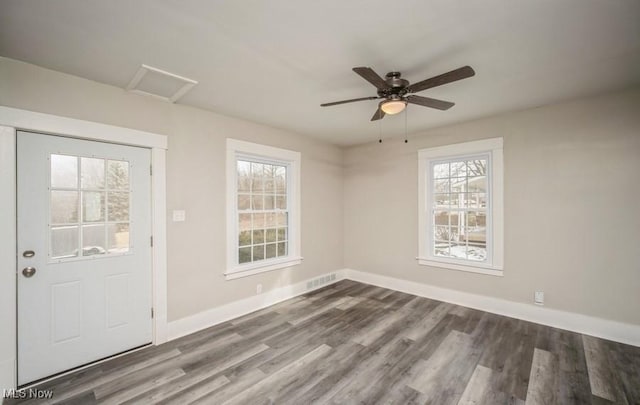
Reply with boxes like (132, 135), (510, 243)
(346, 269), (640, 347)
(167, 269), (347, 341)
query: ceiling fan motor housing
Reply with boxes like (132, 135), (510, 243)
(377, 72), (409, 99)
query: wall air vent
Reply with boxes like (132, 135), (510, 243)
(126, 64), (197, 103)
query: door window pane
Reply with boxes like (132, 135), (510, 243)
(107, 192), (129, 221)
(51, 154), (77, 188)
(108, 223), (130, 253)
(107, 160), (129, 190)
(51, 226), (79, 258)
(51, 191), (78, 224)
(83, 192), (105, 222)
(81, 158), (105, 189)
(82, 224), (106, 256)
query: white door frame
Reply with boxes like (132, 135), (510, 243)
(0, 106), (168, 390)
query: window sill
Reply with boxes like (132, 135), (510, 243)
(225, 256), (303, 280)
(417, 257), (503, 277)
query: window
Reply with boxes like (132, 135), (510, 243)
(226, 139), (301, 280)
(49, 154), (131, 261)
(418, 138), (503, 276)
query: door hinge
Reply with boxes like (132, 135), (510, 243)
(151, 308), (154, 318)
(150, 236), (154, 247)
(150, 165), (153, 176)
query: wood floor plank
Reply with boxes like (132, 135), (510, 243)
(525, 348), (559, 405)
(407, 330), (483, 404)
(583, 335), (622, 402)
(220, 344), (332, 405)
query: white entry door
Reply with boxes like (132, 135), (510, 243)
(17, 131), (153, 385)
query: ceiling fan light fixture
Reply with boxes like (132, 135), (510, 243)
(380, 99), (407, 115)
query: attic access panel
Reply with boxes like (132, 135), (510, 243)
(126, 64), (197, 103)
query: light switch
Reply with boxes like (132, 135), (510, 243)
(172, 210), (186, 222)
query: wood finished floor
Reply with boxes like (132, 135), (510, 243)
(10, 280), (640, 405)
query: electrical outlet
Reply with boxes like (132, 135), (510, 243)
(256, 284), (262, 294)
(172, 210), (186, 222)
(534, 291), (544, 305)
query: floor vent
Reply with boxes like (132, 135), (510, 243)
(306, 273), (337, 290)
(126, 64), (197, 103)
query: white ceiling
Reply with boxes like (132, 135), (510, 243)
(1, 0), (639, 145)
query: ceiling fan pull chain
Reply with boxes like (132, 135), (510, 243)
(404, 106), (408, 144)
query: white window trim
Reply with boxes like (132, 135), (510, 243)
(225, 138), (302, 280)
(417, 137), (504, 277)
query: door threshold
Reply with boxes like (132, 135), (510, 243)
(19, 342), (153, 389)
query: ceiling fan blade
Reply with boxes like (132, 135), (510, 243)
(320, 96), (378, 107)
(407, 66), (475, 93)
(353, 67), (391, 90)
(406, 95), (455, 110)
(371, 106), (385, 121)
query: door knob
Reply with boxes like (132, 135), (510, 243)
(22, 267), (36, 278)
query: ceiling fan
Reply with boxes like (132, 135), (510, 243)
(320, 65), (475, 121)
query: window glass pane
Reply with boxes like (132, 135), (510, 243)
(434, 179), (449, 193)
(450, 161), (467, 178)
(265, 212), (277, 228)
(433, 211), (451, 226)
(467, 244), (487, 261)
(434, 194), (449, 209)
(465, 193), (487, 209)
(108, 192), (129, 221)
(237, 161), (251, 192)
(466, 159), (487, 176)
(252, 213), (265, 228)
(266, 243), (277, 259)
(451, 177), (466, 192)
(433, 163), (449, 179)
(82, 224), (106, 256)
(253, 229), (265, 244)
(108, 223), (129, 253)
(251, 162), (264, 178)
(252, 194), (264, 210)
(275, 166), (286, 193)
(264, 195), (275, 210)
(276, 195), (287, 210)
(51, 190), (78, 224)
(434, 241), (450, 257)
(239, 247), (252, 264)
(449, 242), (467, 260)
(265, 229), (277, 243)
(277, 212), (287, 227)
(51, 226), (79, 259)
(277, 242), (287, 257)
(81, 158), (105, 189)
(239, 231), (251, 246)
(83, 191), (105, 222)
(264, 179), (275, 193)
(238, 194), (251, 210)
(107, 160), (129, 190)
(434, 225), (450, 242)
(468, 176), (487, 192)
(277, 227), (287, 242)
(253, 245), (265, 261)
(51, 154), (77, 188)
(239, 213), (252, 231)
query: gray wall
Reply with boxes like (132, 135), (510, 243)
(344, 86), (640, 325)
(0, 57), (344, 322)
